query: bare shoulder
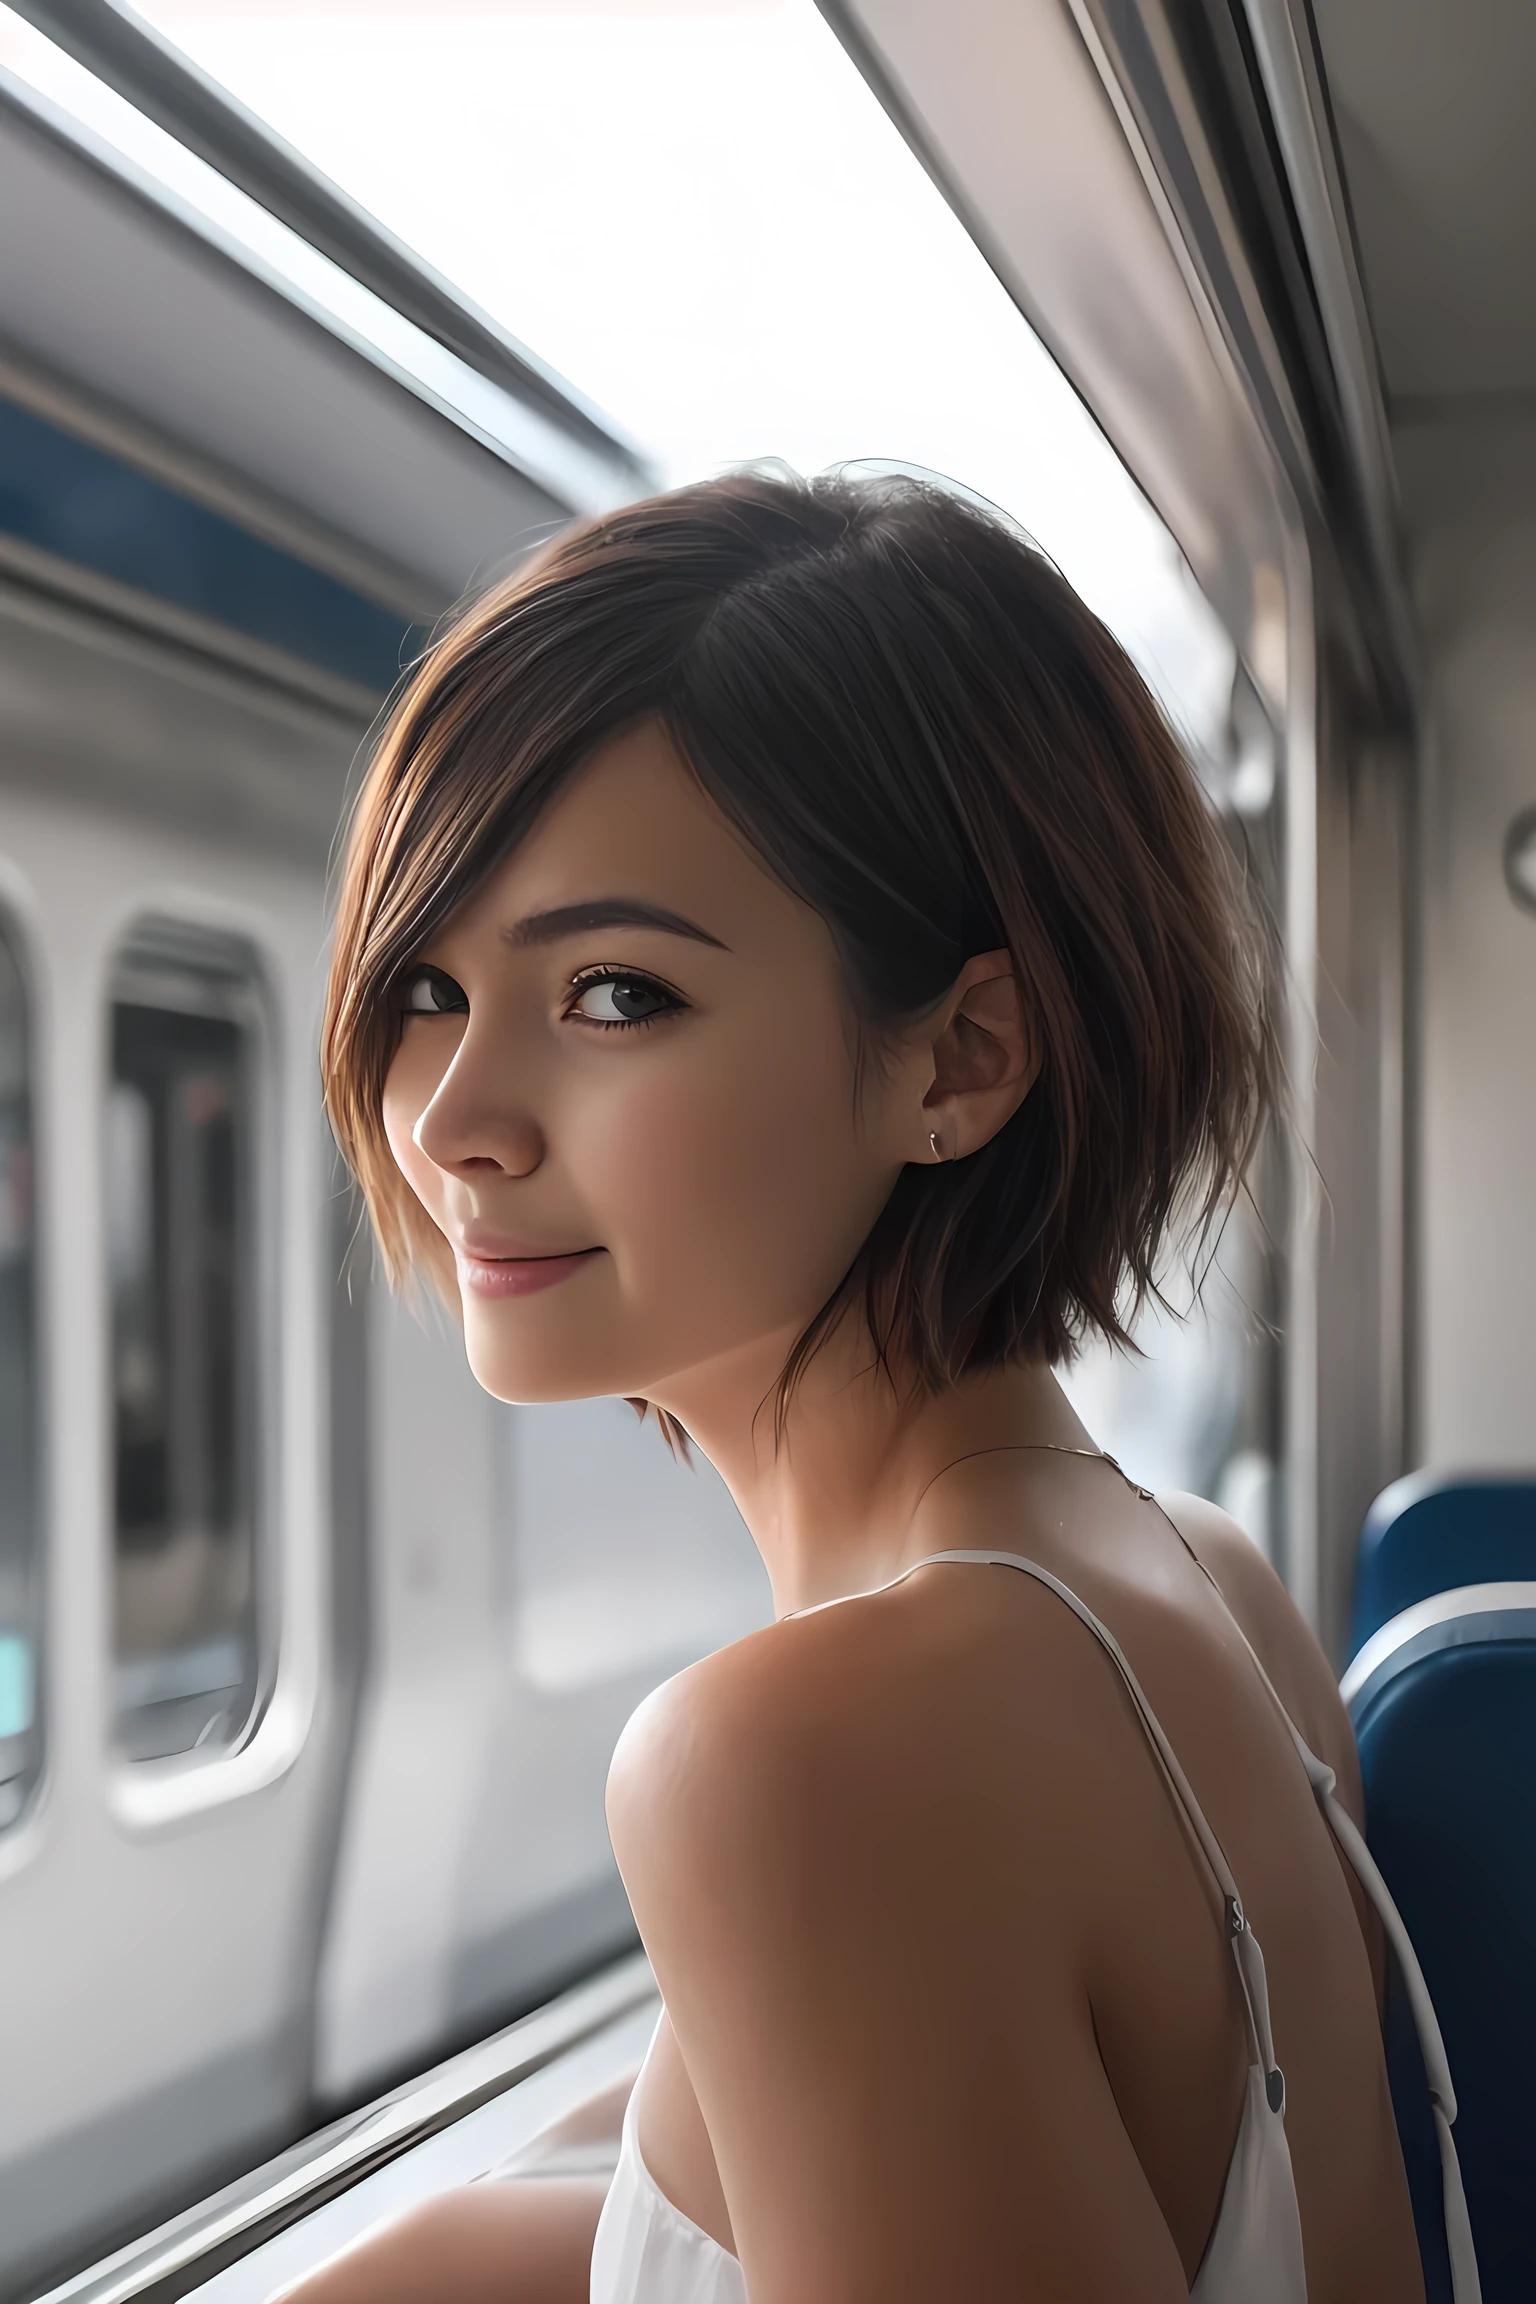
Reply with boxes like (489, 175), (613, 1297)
(605, 1618), (828, 1890)
(1155, 1489), (1362, 1813)
(1155, 1487), (1298, 1644)
(604, 1574), (1197, 2298)
(607, 1570), (1113, 1931)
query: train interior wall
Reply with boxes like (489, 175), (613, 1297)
(1311, 637), (1411, 1662)
(1399, 410), (1536, 1473)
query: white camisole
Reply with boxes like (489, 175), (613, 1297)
(590, 1531), (1481, 2304)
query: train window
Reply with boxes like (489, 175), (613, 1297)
(107, 925), (267, 1764)
(0, 920), (37, 1829)
(1060, 1203), (1281, 1558)
(1059, 667), (1285, 1557)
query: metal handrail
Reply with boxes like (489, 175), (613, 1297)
(30, 1953), (656, 2304)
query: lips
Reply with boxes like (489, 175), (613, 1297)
(454, 1245), (603, 1299)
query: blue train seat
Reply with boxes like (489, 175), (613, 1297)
(1343, 1587), (1536, 2304)
(1350, 1473), (1536, 1659)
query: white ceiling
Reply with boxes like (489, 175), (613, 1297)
(1310, 0), (1536, 410)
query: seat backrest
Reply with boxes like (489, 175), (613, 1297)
(1350, 1472), (1536, 1658)
(1343, 1588), (1536, 2304)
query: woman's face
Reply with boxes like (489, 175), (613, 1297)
(382, 720), (925, 1414)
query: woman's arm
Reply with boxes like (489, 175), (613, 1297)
(272, 2179), (608, 2304)
(271, 2073), (635, 2304)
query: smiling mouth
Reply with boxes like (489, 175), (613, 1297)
(455, 1246), (603, 1299)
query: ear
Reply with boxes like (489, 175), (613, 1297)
(909, 949), (1037, 1165)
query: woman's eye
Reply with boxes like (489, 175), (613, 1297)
(568, 972), (680, 1027)
(401, 968), (468, 1015)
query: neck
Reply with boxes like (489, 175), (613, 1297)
(648, 1315), (1095, 1616)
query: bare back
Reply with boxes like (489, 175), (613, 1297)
(609, 1454), (1423, 2304)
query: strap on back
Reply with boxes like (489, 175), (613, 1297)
(1136, 1491), (1483, 2304)
(785, 1457), (1482, 2303)
(793, 1544), (1286, 2093)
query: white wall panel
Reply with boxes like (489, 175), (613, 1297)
(1402, 414), (1536, 1466)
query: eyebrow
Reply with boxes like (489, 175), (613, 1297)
(502, 899), (729, 952)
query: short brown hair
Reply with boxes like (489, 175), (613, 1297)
(323, 469), (1273, 1391)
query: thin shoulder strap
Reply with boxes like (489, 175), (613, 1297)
(795, 1508), (1481, 2304)
(1138, 1491), (1482, 2304)
(792, 1544), (1286, 2094)
(788, 1447), (1480, 2301)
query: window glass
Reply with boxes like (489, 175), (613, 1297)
(506, 1398), (769, 1695)
(108, 927), (265, 1762)
(1060, 684), (1286, 1555)
(4, 0), (1280, 1547)
(0, 1), (1236, 754)
(0, 922), (37, 1827)
(1059, 1197), (1282, 1558)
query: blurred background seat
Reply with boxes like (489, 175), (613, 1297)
(1350, 1474), (1536, 1659)
(1344, 1584), (1536, 2304)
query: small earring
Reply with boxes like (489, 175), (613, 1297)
(929, 1129), (945, 1162)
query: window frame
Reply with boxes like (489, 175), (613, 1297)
(103, 914), (282, 1780)
(0, 894), (43, 1834)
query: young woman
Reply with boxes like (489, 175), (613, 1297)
(304, 471), (1455, 2303)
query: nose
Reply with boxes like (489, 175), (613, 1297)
(410, 1029), (544, 1181)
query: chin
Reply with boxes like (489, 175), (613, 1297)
(456, 1275), (821, 1415)
(456, 1303), (637, 1407)
(461, 1334), (611, 1408)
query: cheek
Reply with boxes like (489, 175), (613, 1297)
(572, 1003), (892, 1345)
